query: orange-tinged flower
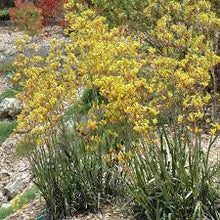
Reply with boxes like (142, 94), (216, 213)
(87, 120), (98, 131)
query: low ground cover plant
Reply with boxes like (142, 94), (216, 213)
(0, 61), (14, 77)
(12, 0), (220, 219)
(0, 121), (17, 144)
(0, 89), (16, 101)
(0, 207), (14, 220)
(0, 187), (39, 220)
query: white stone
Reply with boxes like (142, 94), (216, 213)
(0, 98), (23, 120)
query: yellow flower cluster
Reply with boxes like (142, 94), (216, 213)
(63, 1), (220, 139)
(14, 0), (220, 145)
(14, 37), (77, 140)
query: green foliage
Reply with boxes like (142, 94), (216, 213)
(79, 88), (104, 113)
(21, 187), (38, 201)
(0, 187), (39, 220)
(0, 207), (14, 220)
(63, 88), (105, 122)
(0, 121), (17, 144)
(0, 89), (16, 101)
(127, 129), (220, 219)
(92, 0), (148, 29)
(12, 187), (39, 210)
(0, 61), (14, 77)
(30, 122), (124, 219)
(0, 9), (9, 20)
(62, 105), (78, 122)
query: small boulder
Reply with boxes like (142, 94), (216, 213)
(0, 202), (10, 209)
(0, 98), (23, 120)
(3, 179), (24, 200)
(3, 174), (30, 201)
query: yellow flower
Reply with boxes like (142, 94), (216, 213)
(194, 127), (202, 134)
(178, 115), (183, 123)
(152, 118), (158, 125)
(87, 120), (98, 131)
(105, 154), (111, 164)
(203, 93), (211, 103)
(215, 123), (220, 132)
(196, 111), (204, 120)
(14, 0), (218, 147)
(188, 113), (195, 122)
(125, 151), (133, 158)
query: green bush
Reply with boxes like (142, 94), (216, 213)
(0, 121), (17, 144)
(127, 128), (220, 219)
(0, 9), (9, 20)
(0, 207), (14, 220)
(92, 0), (148, 30)
(30, 122), (124, 219)
(63, 88), (105, 122)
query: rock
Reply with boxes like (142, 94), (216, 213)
(0, 54), (6, 63)
(3, 174), (30, 201)
(1, 169), (11, 177)
(1, 202), (10, 209)
(0, 134), (31, 204)
(3, 179), (24, 200)
(0, 98), (23, 120)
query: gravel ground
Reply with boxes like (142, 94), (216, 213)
(5, 198), (44, 220)
(5, 200), (131, 220)
(0, 23), (67, 65)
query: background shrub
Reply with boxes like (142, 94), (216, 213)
(36, 0), (64, 25)
(92, 0), (148, 29)
(0, 8), (9, 20)
(0, 0), (14, 9)
(9, 0), (43, 35)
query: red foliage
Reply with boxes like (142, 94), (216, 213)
(36, 0), (65, 25)
(14, 0), (23, 7)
